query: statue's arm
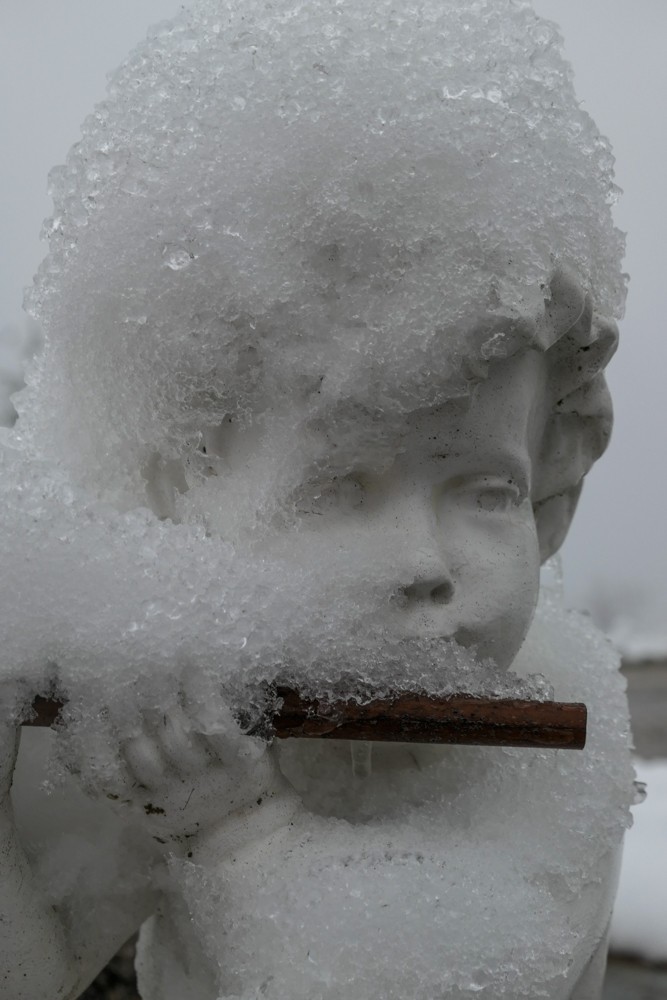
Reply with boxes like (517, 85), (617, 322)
(568, 841), (623, 1000)
(0, 799), (80, 999)
(2, 692), (299, 998)
(0, 724), (155, 1000)
(569, 929), (610, 1000)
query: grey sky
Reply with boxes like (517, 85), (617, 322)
(534, 0), (667, 653)
(1, 0), (665, 652)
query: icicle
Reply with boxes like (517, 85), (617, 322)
(351, 740), (373, 779)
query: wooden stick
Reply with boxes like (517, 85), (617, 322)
(273, 687), (586, 749)
(24, 696), (65, 729)
(24, 689), (587, 750)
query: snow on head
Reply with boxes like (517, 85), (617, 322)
(18, 0), (625, 496)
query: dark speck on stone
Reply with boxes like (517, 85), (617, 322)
(144, 803), (165, 816)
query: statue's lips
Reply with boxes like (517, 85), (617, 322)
(386, 611), (479, 648)
(381, 624), (488, 662)
(386, 619), (519, 673)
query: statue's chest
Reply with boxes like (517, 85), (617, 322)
(151, 745), (621, 1000)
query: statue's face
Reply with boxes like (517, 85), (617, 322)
(216, 350), (546, 671)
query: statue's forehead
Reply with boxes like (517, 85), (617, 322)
(284, 352), (544, 482)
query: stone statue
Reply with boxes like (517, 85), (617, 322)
(0, 1), (634, 998)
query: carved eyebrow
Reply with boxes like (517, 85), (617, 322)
(428, 447), (528, 467)
(445, 472), (522, 490)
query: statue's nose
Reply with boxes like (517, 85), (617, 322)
(400, 575), (455, 606)
(384, 486), (455, 607)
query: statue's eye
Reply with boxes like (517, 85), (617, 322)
(459, 477), (522, 514)
(295, 475), (366, 516)
(332, 476), (366, 509)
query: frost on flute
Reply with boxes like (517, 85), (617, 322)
(0, 0), (634, 997)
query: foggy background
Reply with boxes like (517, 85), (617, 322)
(1, 0), (665, 655)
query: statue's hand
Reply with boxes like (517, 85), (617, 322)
(73, 697), (291, 848)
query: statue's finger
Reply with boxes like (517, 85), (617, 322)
(122, 732), (171, 790)
(157, 703), (211, 776)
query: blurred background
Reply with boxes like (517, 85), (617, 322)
(1, 2), (665, 996)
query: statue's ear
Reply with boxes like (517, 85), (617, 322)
(533, 481), (583, 563)
(531, 311), (617, 562)
(531, 378), (612, 561)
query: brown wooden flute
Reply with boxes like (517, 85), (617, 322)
(23, 688), (587, 750)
